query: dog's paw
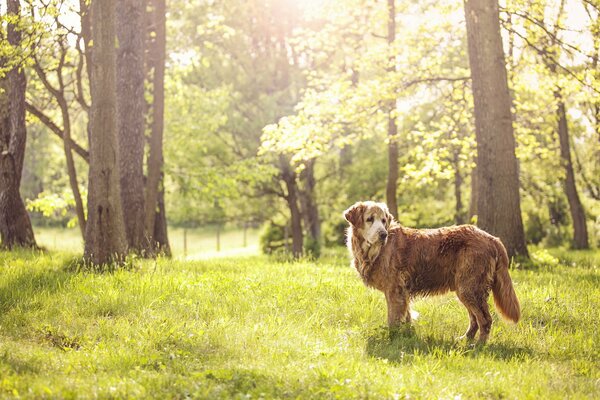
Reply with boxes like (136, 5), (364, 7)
(409, 309), (420, 321)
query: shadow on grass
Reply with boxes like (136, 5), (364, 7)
(0, 255), (78, 315)
(365, 325), (533, 363)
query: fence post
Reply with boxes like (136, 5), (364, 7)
(183, 228), (188, 258)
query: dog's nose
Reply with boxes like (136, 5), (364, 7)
(379, 231), (388, 241)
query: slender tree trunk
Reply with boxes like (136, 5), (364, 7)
(469, 161), (478, 222)
(453, 152), (465, 225)
(84, 0), (127, 264)
(464, 0), (528, 258)
(385, 0), (399, 219)
(79, 0), (93, 146)
(299, 158), (321, 256)
(555, 94), (588, 248)
(0, 0), (37, 249)
(145, 0), (170, 254)
(117, 0), (147, 253)
(57, 97), (86, 238)
(279, 155), (303, 258)
(152, 178), (171, 256)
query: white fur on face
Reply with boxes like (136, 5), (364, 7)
(365, 219), (386, 244)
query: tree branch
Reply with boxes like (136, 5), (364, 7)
(25, 101), (89, 162)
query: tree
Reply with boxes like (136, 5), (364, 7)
(27, 1), (88, 238)
(145, 0), (171, 255)
(117, 0), (148, 253)
(0, 0), (37, 249)
(464, 0), (528, 257)
(84, 0), (127, 264)
(385, 0), (399, 220)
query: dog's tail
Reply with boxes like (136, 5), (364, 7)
(491, 239), (520, 323)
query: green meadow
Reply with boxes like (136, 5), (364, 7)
(0, 239), (599, 399)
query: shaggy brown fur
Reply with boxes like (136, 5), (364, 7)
(344, 201), (520, 343)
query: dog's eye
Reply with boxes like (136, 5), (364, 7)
(382, 218), (386, 224)
(366, 216), (374, 223)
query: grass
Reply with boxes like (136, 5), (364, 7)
(0, 245), (599, 399)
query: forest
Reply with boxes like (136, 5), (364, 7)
(1, 0), (599, 398)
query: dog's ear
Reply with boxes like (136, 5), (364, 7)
(343, 203), (365, 226)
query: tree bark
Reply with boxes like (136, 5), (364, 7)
(453, 152), (466, 225)
(469, 162), (478, 221)
(464, 0), (528, 258)
(144, 0), (170, 254)
(385, 0), (399, 220)
(31, 51), (87, 238)
(279, 155), (303, 258)
(556, 95), (588, 249)
(152, 173), (171, 256)
(0, 0), (37, 249)
(84, 0), (128, 264)
(299, 158), (321, 255)
(79, 0), (93, 146)
(117, 0), (148, 253)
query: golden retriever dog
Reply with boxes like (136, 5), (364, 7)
(344, 201), (520, 343)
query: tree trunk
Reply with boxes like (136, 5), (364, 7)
(453, 152), (465, 225)
(299, 158), (321, 256)
(79, 0), (93, 146)
(57, 95), (86, 238)
(469, 162), (478, 222)
(385, 0), (399, 220)
(145, 0), (170, 254)
(117, 0), (148, 253)
(464, 0), (528, 258)
(152, 178), (171, 256)
(84, 0), (128, 264)
(0, 0), (37, 249)
(556, 94), (589, 249)
(279, 155), (303, 258)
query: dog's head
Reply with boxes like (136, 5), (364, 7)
(343, 201), (393, 246)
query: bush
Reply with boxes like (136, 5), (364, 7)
(303, 236), (321, 259)
(259, 221), (286, 255)
(323, 217), (347, 247)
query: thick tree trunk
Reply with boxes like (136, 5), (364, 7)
(84, 0), (128, 264)
(280, 155), (303, 258)
(117, 0), (148, 253)
(464, 0), (528, 258)
(556, 95), (588, 249)
(145, 0), (170, 254)
(385, 0), (399, 220)
(299, 158), (321, 256)
(0, 0), (37, 249)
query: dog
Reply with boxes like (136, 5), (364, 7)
(344, 201), (520, 343)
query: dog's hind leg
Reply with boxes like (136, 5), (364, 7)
(456, 304), (478, 340)
(457, 289), (492, 343)
(462, 293), (492, 343)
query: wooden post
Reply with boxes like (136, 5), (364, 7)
(216, 225), (221, 252)
(183, 227), (187, 258)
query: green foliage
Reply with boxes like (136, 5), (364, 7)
(323, 217), (347, 248)
(0, 249), (599, 398)
(26, 189), (85, 228)
(258, 220), (286, 255)
(303, 235), (321, 259)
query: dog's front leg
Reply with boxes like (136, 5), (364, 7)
(384, 286), (410, 327)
